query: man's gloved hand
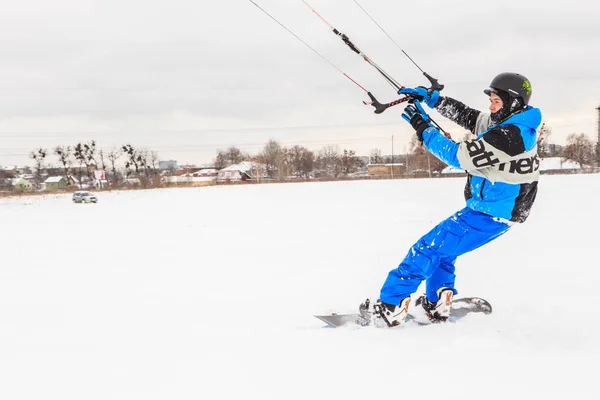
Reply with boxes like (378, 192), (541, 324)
(398, 86), (440, 108)
(402, 101), (434, 142)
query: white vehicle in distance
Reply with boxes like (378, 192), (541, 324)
(72, 191), (98, 204)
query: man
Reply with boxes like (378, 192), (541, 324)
(361, 73), (542, 327)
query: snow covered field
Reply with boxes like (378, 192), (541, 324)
(1, 174), (598, 400)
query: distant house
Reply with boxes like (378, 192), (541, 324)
(67, 176), (80, 187)
(368, 163), (406, 176)
(44, 176), (69, 191)
(165, 167), (219, 185)
(192, 168), (218, 178)
(12, 177), (33, 191)
(174, 168), (202, 177)
(217, 161), (257, 183)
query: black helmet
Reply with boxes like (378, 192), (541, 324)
(484, 72), (532, 105)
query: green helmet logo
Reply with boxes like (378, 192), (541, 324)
(522, 79), (532, 95)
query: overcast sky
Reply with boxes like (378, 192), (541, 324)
(0, 0), (599, 167)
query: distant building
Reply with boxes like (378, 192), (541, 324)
(174, 168), (202, 177)
(545, 143), (563, 155)
(168, 167), (218, 185)
(44, 176), (69, 191)
(158, 160), (178, 170)
(12, 177), (33, 191)
(367, 163), (406, 176)
(217, 161), (259, 182)
(192, 169), (217, 178)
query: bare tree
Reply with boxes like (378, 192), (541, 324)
(84, 141), (98, 167)
(0, 168), (15, 191)
(315, 145), (341, 178)
(369, 149), (384, 164)
(122, 144), (140, 177)
(340, 149), (362, 175)
(136, 149), (149, 177)
(74, 142), (95, 188)
(54, 145), (73, 184)
(225, 146), (246, 165)
(98, 150), (108, 173)
(261, 139), (286, 179)
(214, 146), (247, 170)
(148, 151), (159, 175)
(136, 149), (156, 184)
(107, 147), (123, 185)
(122, 146), (155, 186)
(29, 147), (47, 185)
(563, 133), (595, 168)
(537, 122), (552, 158)
(409, 136), (446, 173)
(45, 166), (63, 177)
(214, 151), (228, 170)
(288, 145), (314, 178)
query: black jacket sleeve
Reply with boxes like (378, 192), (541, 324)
(434, 97), (482, 134)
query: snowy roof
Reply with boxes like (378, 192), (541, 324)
(44, 176), (65, 183)
(11, 177), (30, 185)
(221, 161), (256, 172)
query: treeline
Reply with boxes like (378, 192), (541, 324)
(25, 141), (161, 188)
(214, 135), (454, 179)
(215, 140), (366, 179)
(537, 123), (600, 167)
(1, 121), (598, 191)
(219, 123), (600, 179)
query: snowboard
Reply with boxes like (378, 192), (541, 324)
(314, 297), (492, 328)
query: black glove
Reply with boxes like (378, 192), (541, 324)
(402, 102), (433, 142)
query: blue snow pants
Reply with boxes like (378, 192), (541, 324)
(379, 207), (511, 305)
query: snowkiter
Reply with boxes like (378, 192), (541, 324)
(361, 72), (542, 327)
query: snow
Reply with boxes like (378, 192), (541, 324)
(0, 174), (598, 399)
(540, 156), (582, 170)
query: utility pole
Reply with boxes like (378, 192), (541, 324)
(427, 153), (431, 178)
(596, 105), (600, 144)
(391, 135), (394, 179)
(596, 105), (600, 168)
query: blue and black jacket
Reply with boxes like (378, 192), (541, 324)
(421, 97), (542, 223)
